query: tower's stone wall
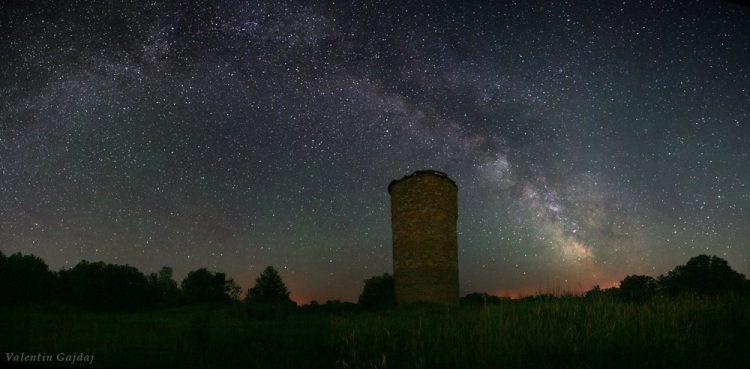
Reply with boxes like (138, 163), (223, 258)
(389, 170), (458, 306)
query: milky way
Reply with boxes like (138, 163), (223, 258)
(1, 1), (749, 302)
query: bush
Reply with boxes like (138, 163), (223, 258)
(460, 292), (506, 306)
(358, 273), (395, 310)
(619, 275), (658, 302)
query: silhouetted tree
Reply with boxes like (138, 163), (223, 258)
(659, 255), (747, 296)
(358, 273), (395, 310)
(245, 266), (294, 305)
(228, 282), (242, 301)
(619, 275), (658, 302)
(460, 292), (505, 306)
(181, 268), (238, 304)
(0, 252), (57, 304)
(245, 266), (295, 319)
(59, 260), (151, 311)
(147, 266), (182, 305)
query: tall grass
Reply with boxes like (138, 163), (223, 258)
(333, 296), (750, 369)
(2, 297), (748, 368)
(1, 303), (334, 368)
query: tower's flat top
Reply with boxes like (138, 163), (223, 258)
(388, 170), (458, 194)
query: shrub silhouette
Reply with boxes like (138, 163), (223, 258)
(358, 273), (395, 310)
(0, 251), (57, 304)
(460, 292), (506, 306)
(584, 285), (619, 299)
(59, 260), (151, 311)
(618, 275), (658, 302)
(321, 299), (357, 313)
(300, 299), (357, 313)
(659, 254), (747, 296)
(245, 266), (294, 305)
(181, 268), (238, 303)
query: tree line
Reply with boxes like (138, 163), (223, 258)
(1, 251), (748, 312)
(460, 254), (750, 305)
(584, 254), (750, 302)
(0, 251), (246, 310)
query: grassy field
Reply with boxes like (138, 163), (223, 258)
(2, 296), (749, 369)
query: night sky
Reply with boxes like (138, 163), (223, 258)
(1, 0), (749, 303)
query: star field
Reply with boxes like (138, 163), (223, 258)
(1, 0), (749, 302)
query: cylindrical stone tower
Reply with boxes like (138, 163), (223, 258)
(388, 170), (458, 306)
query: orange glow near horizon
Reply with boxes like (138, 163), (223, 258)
(491, 280), (620, 299)
(238, 264), (627, 305)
